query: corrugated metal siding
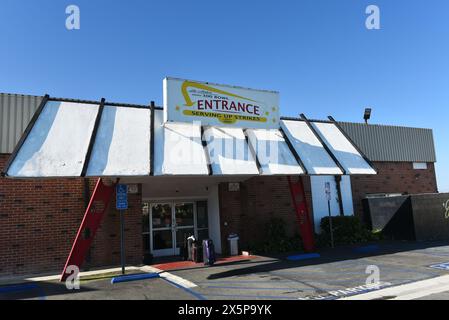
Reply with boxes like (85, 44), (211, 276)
(338, 122), (436, 162)
(0, 93), (43, 154)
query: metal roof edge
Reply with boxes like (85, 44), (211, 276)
(336, 121), (433, 132)
(1, 92), (435, 131)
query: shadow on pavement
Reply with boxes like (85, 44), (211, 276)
(0, 279), (97, 300)
(207, 240), (449, 280)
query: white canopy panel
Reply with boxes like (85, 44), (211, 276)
(4, 98), (377, 178)
(86, 106), (151, 176)
(246, 129), (304, 175)
(311, 122), (376, 175)
(280, 120), (343, 175)
(203, 127), (259, 175)
(154, 109), (209, 176)
(7, 101), (99, 177)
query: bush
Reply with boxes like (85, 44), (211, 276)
(318, 215), (382, 247)
(249, 218), (303, 254)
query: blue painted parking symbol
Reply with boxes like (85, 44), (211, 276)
(429, 262), (449, 271)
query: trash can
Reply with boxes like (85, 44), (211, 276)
(187, 235), (196, 261)
(227, 234), (239, 256)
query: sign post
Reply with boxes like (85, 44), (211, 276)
(116, 184), (128, 275)
(325, 182), (335, 248)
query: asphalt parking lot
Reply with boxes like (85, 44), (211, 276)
(170, 241), (449, 300)
(2, 241), (449, 300)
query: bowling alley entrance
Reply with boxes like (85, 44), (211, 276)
(0, 79), (383, 277)
(142, 200), (209, 257)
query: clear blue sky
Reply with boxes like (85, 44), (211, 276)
(1, 0), (448, 191)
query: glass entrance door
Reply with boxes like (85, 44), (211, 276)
(149, 202), (196, 257)
(151, 203), (174, 257)
(173, 203), (195, 256)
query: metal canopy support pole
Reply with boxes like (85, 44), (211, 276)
(300, 114), (347, 175)
(201, 126), (213, 176)
(1, 94), (50, 177)
(279, 127), (308, 175)
(120, 209), (125, 275)
(81, 98), (105, 177)
(327, 199), (335, 248)
(243, 129), (262, 175)
(150, 101), (155, 176)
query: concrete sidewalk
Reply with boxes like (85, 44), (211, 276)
(0, 266), (146, 286)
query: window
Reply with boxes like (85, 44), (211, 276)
(413, 162), (428, 170)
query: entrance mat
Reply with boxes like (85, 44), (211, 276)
(151, 255), (257, 271)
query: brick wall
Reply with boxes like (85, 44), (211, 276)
(89, 185), (143, 270)
(350, 162), (438, 217)
(0, 154), (142, 277)
(218, 176), (313, 252)
(218, 162), (438, 251)
(0, 151), (438, 276)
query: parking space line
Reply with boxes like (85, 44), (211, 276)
(195, 280), (292, 284)
(140, 265), (205, 299)
(161, 277), (206, 300)
(201, 292), (299, 300)
(140, 266), (197, 288)
(201, 285), (314, 291)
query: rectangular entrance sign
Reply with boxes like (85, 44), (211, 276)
(116, 184), (128, 210)
(163, 77), (280, 129)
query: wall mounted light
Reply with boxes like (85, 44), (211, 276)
(364, 108), (372, 124)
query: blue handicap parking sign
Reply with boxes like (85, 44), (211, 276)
(116, 184), (128, 210)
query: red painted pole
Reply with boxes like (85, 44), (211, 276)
(287, 176), (315, 252)
(60, 178), (115, 281)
